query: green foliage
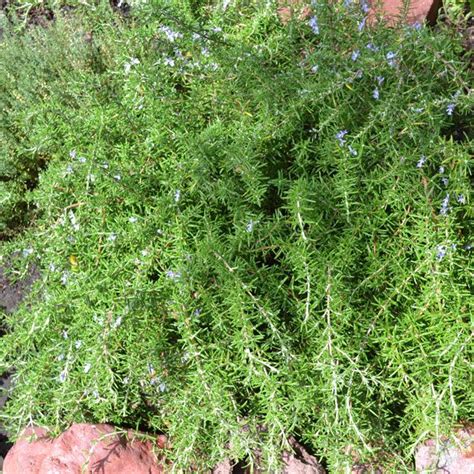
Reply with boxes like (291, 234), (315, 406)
(0, 0), (473, 470)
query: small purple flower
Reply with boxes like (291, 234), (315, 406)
(366, 43), (379, 52)
(358, 17), (367, 32)
(174, 189), (181, 202)
(69, 150), (77, 159)
(351, 50), (360, 61)
(309, 16), (319, 34)
(336, 130), (349, 146)
(78, 156), (86, 164)
(193, 308), (202, 317)
(84, 363), (92, 374)
(108, 233), (117, 242)
(441, 177), (449, 187)
(163, 57), (175, 67)
(311, 65), (319, 73)
(348, 145), (358, 156)
(376, 76), (384, 85)
(246, 220), (255, 233)
(22, 248), (34, 257)
(439, 193), (450, 215)
(61, 271), (69, 285)
(416, 156), (427, 168)
(412, 21), (422, 30)
(159, 26), (183, 42)
(436, 244), (446, 261)
(75, 340), (82, 349)
(457, 194), (466, 204)
(66, 165), (74, 175)
(360, 0), (370, 13)
(438, 166), (445, 174)
(59, 369), (67, 383)
(386, 51), (397, 67)
(166, 270), (181, 281)
(446, 103), (455, 116)
(372, 88), (379, 100)
(112, 316), (122, 329)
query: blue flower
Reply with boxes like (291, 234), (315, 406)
(336, 130), (349, 146)
(372, 88), (379, 100)
(436, 244), (446, 261)
(360, 0), (370, 13)
(441, 177), (449, 187)
(386, 51), (397, 67)
(351, 50), (360, 61)
(366, 43), (379, 52)
(439, 193), (450, 215)
(174, 189), (181, 202)
(416, 156), (427, 168)
(376, 76), (385, 85)
(166, 270), (182, 281)
(22, 248), (33, 257)
(457, 194), (466, 204)
(246, 220), (255, 233)
(159, 25), (183, 42)
(309, 16), (320, 34)
(446, 103), (455, 116)
(59, 369), (67, 383)
(348, 145), (358, 156)
(358, 17), (367, 32)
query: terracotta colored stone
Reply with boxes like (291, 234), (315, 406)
(367, 0), (442, 26)
(282, 437), (326, 473)
(212, 458), (233, 473)
(3, 423), (167, 474)
(276, 0), (441, 26)
(415, 425), (474, 473)
(2, 427), (52, 474)
(277, 0), (312, 25)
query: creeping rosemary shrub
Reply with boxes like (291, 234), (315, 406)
(0, 0), (472, 470)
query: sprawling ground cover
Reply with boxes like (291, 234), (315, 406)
(0, 0), (472, 470)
